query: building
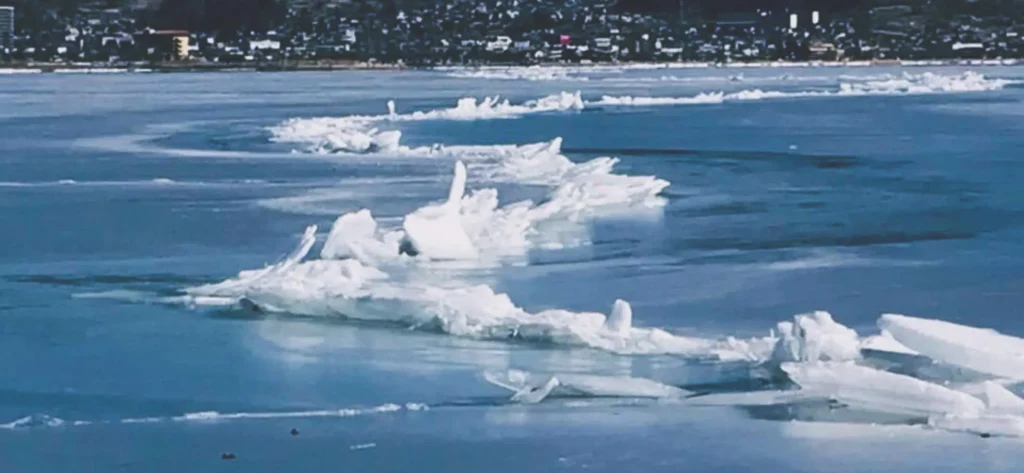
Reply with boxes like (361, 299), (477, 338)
(809, 40), (839, 59)
(136, 30), (190, 60)
(0, 6), (13, 50)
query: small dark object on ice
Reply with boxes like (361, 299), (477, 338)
(221, 453), (237, 460)
(291, 428), (299, 436)
(980, 433), (992, 439)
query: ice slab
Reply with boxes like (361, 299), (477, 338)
(879, 314), (1024, 379)
(186, 225), (318, 298)
(957, 381), (1024, 414)
(781, 362), (986, 419)
(859, 331), (918, 355)
(320, 209), (401, 262)
(603, 299), (632, 334)
(930, 414), (1024, 438)
(484, 369), (691, 404)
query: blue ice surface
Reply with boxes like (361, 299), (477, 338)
(2, 67), (1024, 471)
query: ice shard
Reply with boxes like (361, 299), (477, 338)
(879, 314), (1024, 380)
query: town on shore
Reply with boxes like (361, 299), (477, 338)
(2, 0), (1024, 72)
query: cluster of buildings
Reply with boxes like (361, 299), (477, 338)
(1, 6), (13, 50)
(2, 0), (1024, 67)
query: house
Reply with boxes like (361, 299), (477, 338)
(952, 41), (984, 51)
(809, 40), (838, 59)
(659, 46), (682, 58)
(485, 36), (512, 52)
(135, 29), (190, 60)
(249, 39), (282, 51)
(342, 28), (357, 44)
(952, 41), (985, 58)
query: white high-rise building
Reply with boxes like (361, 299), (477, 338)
(0, 6), (13, 50)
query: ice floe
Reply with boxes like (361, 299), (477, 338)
(879, 314), (1024, 379)
(781, 361), (987, 418)
(484, 369), (691, 404)
(758, 311), (1024, 437)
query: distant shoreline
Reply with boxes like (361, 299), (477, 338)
(0, 58), (1019, 74)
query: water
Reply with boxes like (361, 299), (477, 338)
(2, 66), (1024, 471)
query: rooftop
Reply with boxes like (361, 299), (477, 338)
(142, 30), (190, 36)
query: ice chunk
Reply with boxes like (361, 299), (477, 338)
(447, 160), (467, 204)
(859, 331), (918, 355)
(401, 162), (479, 260)
(594, 92), (725, 106)
(879, 314), (1024, 379)
(957, 381), (1024, 414)
(370, 130), (402, 152)
(320, 210), (400, 263)
(1, 414), (66, 430)
(186, 225), (317, 298)
(771, 311), (861, 364)
(553, 373), (691, 399)
(511, 377), (561, 404)
(241, 259), (389, 315)
(485, 369), (690, 404)
(930, 414), (1024, 438)
(272, 117), (403, 154)
(603, 299), (632, 334)
(283, 225), (318, 267)
(400, 91), (584, 121)
(781, 362), (986, 418)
